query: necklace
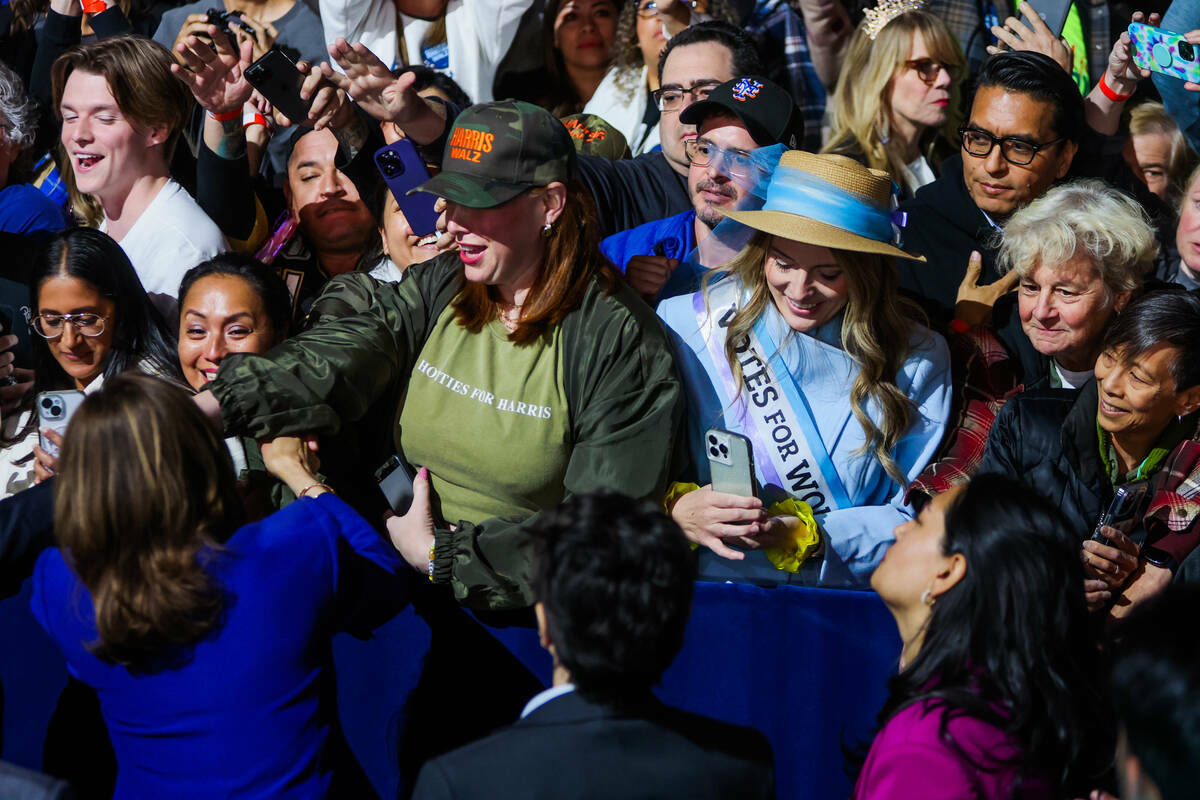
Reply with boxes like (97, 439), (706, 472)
(497, 301), (523, 331)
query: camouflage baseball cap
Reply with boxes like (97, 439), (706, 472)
(409, 100), (576, 208)
(560, 113), (631, 160)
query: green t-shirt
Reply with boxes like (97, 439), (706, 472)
(399, 303), (571, 525)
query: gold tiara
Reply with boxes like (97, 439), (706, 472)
(862, 0), (926, 40)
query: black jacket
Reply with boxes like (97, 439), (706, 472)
(410, 690), (776, 799)
(976, 380), (1106, 540)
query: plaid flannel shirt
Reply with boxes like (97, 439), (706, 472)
(1144, 434), (1200, 566)
(906, 323), (1021, 504)
(745, 0), (825, 152)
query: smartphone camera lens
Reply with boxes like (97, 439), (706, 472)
(40, 397), (52, 410)
(709, 446), (720, 458)
(719, 443), (728, 456)
(378, 152), (405, 177)
(707, 434), (717, 445)
(1182, 41), (1196, 61)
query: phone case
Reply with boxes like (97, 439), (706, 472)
(705, 428), (755, 498)
(375, 455), (416, 514)
(37, 390), (85, 459)
(244, 48), (312, 125)
(1027, 0), (1071, 38)
(374, 141), (440, 238)
(1129, 23), (1200, 83)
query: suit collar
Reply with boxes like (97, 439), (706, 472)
(517, 689), (662, 728)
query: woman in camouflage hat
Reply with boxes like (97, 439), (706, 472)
(196, 100), (683, 613)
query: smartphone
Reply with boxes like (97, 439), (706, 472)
(1024, 0), (1071, 38)
(1091, 479), (1150, 547)
(244, 48), (312, 126)
(36, 390), (86, 459)
(705, 428), (755, 498)
(1129, 23), (1200, 83)
(374, 141), (440, 237)
(375, 454), (417, 515)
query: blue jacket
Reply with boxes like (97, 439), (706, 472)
(600, 210), (706, 304)
(33, 493), (403, 799)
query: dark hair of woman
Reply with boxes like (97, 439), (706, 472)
(54, 372), (245, 669)
(1100, 287), (1200, 392)
(179, 253), (295, 340)
(31, 228), (182, 393)
(871, 475), (1108, 795)
(451, 178), (617, 345)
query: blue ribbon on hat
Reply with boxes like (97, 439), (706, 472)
(757, 165), (907, 246)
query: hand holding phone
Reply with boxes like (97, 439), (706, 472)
(244, 48), (314, 126)
(375, 140), (439, 238)
(1129, 22), (1200, 83)
(376, 454), (417, 515)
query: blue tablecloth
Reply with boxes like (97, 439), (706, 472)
(1, 579), (898, 799)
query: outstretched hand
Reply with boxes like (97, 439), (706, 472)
(987, 1), (1072, 72)
(171, 27), (255, 116)
(954, 251), (1018, 328)
(322, 39), (418, 125)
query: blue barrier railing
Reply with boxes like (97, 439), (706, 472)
(1, 579), (899, 799)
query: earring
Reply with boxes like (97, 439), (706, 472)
(920, 588), (934, 606)
(541, 223), (553, 238)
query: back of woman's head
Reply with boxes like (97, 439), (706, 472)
(33, 228), (181, 388)
(893, 475), (1103, 792)
(55, 372), (243, 669)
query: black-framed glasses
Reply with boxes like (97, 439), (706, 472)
(653, 81), (721, 113)
(684, 138), (757, 180)
(958, 126), (1065, 166)
(637, 0), (701, 16)
(904, 57), (962, 85)
(32, 312), (109, 339)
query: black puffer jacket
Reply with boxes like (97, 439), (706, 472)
(975, 381), (1108, 539)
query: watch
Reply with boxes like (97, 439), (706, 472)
(1141, 545), (1179, 573)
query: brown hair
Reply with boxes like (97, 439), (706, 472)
(51, 34), (193, 164)
(451, 179), (616, 345)
(54, 373), (244, 669)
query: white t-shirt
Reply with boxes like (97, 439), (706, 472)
(1052, 361), (1093, 390)
(101, 180), (227, 316)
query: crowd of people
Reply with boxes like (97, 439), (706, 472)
(1, 0), (1199, 796)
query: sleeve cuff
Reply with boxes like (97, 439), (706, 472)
(432, 528), (456, 584)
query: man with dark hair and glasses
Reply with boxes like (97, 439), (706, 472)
(600, 75), (802, 305)
(896, 51), (1083, 327)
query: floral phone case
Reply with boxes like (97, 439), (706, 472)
(1129, 23), (1200, 83)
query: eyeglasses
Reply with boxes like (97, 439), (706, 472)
(684, 138), (759, 181)
(32, 312), (109, 339)
(904, 58), (961, 85)
(958, 126), (1064, 166)
(637, 0), (702, 17)
(653, 81), (721, 113)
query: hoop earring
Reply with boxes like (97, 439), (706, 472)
(541, 223), (553, 238)
(920, 588), (934, 606)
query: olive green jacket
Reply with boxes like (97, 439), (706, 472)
(210, 252), (685, 611)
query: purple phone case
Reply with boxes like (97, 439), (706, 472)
(374, 140), (440, 237)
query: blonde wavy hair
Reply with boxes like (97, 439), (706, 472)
(709, 232), (923, 485)
(822, 10), (963, 181)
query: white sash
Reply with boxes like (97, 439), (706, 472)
(693, 280), (852, 516)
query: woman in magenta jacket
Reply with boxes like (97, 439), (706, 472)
(855, 474), (1110, 799)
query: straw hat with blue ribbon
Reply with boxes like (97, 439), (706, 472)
(723, 150), (925, 262)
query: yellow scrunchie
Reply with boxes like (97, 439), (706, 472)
(763, 497), (821, 573)
(664, 483), (821, 569)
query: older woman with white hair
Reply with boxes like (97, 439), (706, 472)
(997, 178), (1157, 389)
(909, 178), (1158, 502)
(0, 62), (68, 237)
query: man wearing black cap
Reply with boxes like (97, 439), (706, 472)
(600, 75), (802, 306)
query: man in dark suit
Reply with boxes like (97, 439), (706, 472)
(411, 491), (776, 799)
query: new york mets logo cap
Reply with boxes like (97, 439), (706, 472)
(409, 100), (576, 208)
(679, 76), (804, 149)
